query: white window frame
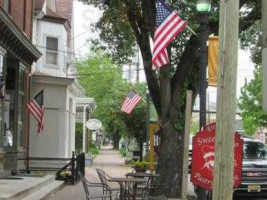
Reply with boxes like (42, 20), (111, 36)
(45, 36), (59, 68)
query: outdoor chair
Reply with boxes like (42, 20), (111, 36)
(78, 171), (112, 200)
(141, 174), (178, 200)
(96, 169), (120, 197)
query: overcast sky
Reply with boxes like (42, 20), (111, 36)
(73, 1), (255, 102)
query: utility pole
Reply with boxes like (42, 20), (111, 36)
(212, 0), (239, 199)
(262, 0), (267, 111)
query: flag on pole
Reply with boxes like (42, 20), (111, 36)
(152, 0), (187, 70)
(121, 90), (142, 114)
(27, 90), (44, 134)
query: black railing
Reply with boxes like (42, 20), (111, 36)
(18, 151), (85, 184)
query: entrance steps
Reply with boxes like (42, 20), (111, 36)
(0, 175), (64, 200)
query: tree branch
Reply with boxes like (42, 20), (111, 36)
(125, 1), (161, 115)
(170, 36), (198, 114)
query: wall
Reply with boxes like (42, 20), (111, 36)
(34, 20), (67, 77)
(29, 82), (67, 159)
(10, 0), (33, 39)
(29, 80), (77, 168)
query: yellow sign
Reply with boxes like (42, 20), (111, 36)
(149, 124), (158, 172)
(208, 36), (219, 86)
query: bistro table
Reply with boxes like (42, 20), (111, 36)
(109, 177), (147, 200)
(125, 172), (160, 185)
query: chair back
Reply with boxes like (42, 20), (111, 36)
(78, 171), (90, 200)
(96, 168), (108, 185)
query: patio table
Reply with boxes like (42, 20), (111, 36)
(109, 177), (147, 200)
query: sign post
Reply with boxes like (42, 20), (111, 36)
(191, 123), (243, 190)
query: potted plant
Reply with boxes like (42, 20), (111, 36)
(134, 160), (149, 173)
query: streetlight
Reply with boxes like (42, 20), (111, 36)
(197, 0), (211, 200)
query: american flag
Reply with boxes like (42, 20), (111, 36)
(27, 90), (44, 134)
(152, 0), (187, 70)
(121, 90), (142, 114)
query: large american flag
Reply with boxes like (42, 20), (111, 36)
(121, 90), (142, 114)
(152, 0), (187, 70)
(27, 90), (44, 134)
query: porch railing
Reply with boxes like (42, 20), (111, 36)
(18, 151), (85, 184)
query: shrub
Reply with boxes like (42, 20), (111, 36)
(120, 148), (126, 157)
(89, 143), (99, 155)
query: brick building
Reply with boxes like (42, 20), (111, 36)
(0, 0), (41, 176)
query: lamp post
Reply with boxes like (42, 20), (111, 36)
(197, 0), (211, 199)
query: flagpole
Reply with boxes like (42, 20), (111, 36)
(186, 25), (197, 35)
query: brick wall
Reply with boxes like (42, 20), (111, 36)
(9, 0), (33, 39)
(0, 0), (4, 8)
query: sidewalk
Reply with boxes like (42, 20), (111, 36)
(49, 147), (196, 200)
(50, 147), (131, 200)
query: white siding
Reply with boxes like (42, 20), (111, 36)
(34, 20), (68, 77)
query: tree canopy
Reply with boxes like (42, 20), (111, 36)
(75, 51), (128, 148)
(239, 68), (267, 135)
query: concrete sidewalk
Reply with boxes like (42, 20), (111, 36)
(49, 147), (196, 200)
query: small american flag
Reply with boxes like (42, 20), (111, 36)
(152, 0), (187, 70)
(27, 90), (44, 134)
(121, 90), (142, 114)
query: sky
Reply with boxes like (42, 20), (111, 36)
(73, 1), (255, 102)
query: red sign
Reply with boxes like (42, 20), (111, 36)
(191, 123), (243, 190)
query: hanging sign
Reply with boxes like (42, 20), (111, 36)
(85, 119), (102, 130)
(191, 123), (243, 190)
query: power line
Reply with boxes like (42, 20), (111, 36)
(35, 45), (82, 57)
(68, 68), (145, 77)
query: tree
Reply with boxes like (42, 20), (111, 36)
(75, 51), (129, 149)
(121, 83), (147, 161)
(79, 0), (260, 197)
(238, 3), (262, 135)
(238, 68), (267, 135)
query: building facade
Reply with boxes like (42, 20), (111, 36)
(29, 0), (83, 168)
(29, 0), (97, 170)
(0, 0), (41, 176)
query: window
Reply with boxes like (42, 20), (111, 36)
(243, 141), (267, 160)
(46, 37), (58, 66)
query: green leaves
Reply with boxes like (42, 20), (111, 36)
(75, 51), (129, 139)
(238, 67), (267, 135)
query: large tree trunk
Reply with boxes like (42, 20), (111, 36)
(158, 119), (184, 197)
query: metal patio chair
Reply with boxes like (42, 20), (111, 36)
(78, 171), (112, 200)
(96, 169), (120, 197)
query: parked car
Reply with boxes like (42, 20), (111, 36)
(233, 135), (267, 198)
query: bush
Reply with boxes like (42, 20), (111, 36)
(89, 143), (100, 155)
(120, 148), (126, 157)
